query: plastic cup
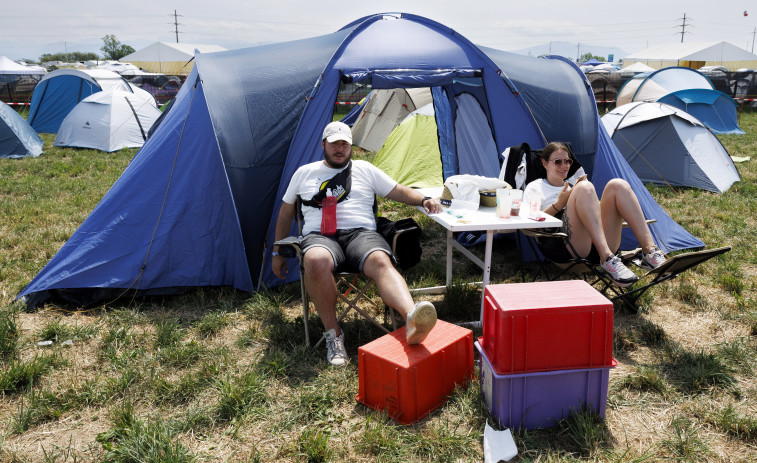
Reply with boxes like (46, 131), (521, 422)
(509, 190), (522, 217)
(496, 189), (511, 218)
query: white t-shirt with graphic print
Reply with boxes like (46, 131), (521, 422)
(282, 160), (397, 236)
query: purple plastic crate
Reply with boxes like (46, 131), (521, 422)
(476, 341), (615, 430)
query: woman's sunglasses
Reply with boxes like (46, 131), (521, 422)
(548, 158), (573, 166)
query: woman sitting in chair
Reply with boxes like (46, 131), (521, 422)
(523, 141), (667, 287)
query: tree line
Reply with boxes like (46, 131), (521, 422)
(33, 35), (135, 64)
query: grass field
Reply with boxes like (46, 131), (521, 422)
(0, 110), (756, 462)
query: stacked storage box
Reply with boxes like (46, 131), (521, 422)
(356, 320), (474, 425)
(478, 280), (616, 430)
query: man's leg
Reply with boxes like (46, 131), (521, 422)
(302, 246), (340, 336)
(361, 250), (414, 319)
(362, 250), (436, 344)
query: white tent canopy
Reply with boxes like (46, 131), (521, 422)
(120, 42), (226, 75)
(624, 42), (757, 71)
(620, 62), (655, 74)
(0, 56), (46, 74)
(54, 89), (162, 152)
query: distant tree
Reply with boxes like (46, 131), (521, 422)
(579, 52), (606, 63)
(101, 35), (135, 61)
(39, 52), (99, 63)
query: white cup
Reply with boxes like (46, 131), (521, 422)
(496, 189), (511, 218)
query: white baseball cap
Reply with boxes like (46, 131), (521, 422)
(322, 121), (352, 144)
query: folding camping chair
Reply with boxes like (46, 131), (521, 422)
(274, 196), (422, 347)
(523, 227), (731, 312)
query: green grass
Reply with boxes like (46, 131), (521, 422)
(0, 110), (756, 461)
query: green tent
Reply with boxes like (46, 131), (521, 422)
(373, 106), (443, 188)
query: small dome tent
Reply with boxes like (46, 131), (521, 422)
(18, 13), (705, 309)
(615, 66), (743, 134)
(602, 102), (740, 193)
(373, 103), (443, 188)
(54, 89), (162, 152)
(0, 100), (43, 158)
(27, 69), (134, 133)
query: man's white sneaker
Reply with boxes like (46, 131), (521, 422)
(406, 301), (437, 345)
(600, 255), (639, 287)
(324, 328), (348, 366)
(641, 246), (667, 270)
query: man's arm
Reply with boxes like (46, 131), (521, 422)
(384, 184), (442, 214)
(272, 201), (296, 279)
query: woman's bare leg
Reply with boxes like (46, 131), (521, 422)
(564, 181), (614, 261)
(599, 179), (656, 253)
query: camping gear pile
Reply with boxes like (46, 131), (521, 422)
(478, 281), (616, 429)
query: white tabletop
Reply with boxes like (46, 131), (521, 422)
(417, 187), (562, 232)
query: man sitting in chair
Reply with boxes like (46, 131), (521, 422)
(523, 142), (668, 287)
(272, 121), (443, 366)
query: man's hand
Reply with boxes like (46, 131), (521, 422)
(423, 197), (442, 214)
(272, 254), (288, 279)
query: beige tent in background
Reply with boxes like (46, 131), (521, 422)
(623, 42), (757, 71)
(119, 42), (226, 75)
(350, 88), (432, 152)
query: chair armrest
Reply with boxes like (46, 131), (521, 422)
(522, 228), (567, 240)
(274, 236), (303, 258)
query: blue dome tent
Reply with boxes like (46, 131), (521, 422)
(27, 69), (135, 133)
(18, 13), (704, 308)
(615, 66), (744, 135)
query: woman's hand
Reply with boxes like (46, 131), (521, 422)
(554, 181), (572, 210)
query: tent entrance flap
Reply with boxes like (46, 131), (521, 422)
(343, 69), (481, 88)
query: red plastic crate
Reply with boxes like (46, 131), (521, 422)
(476, 341), (615, 430)
(356, 320), (473, 425)
(482, 280), (613, 374)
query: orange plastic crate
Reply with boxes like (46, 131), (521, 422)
(356, 320), (474, 424)
(482, 280), (614, 374)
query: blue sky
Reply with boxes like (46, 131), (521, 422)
(3, 1), (755, 61)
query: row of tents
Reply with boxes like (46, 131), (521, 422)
(13, 13), (736, 309)
(0, 68), (164, 158)
(343, 86), (740, 196)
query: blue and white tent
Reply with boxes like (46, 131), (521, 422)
(615, 66), (744, 135)
(602, 102), (740, 193)
(27, 69), (134, 133)
(18, 13), (704, 308)
(0, 100), (43, 158)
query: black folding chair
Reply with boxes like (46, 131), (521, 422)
(523, 227), (731, 313)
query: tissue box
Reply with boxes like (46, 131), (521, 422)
(477, 340), (615, 430)
(356, 320), (473, 425)
(482, 280), (614, 374)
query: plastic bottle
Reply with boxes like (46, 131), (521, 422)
(320, 188), (337, 236)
